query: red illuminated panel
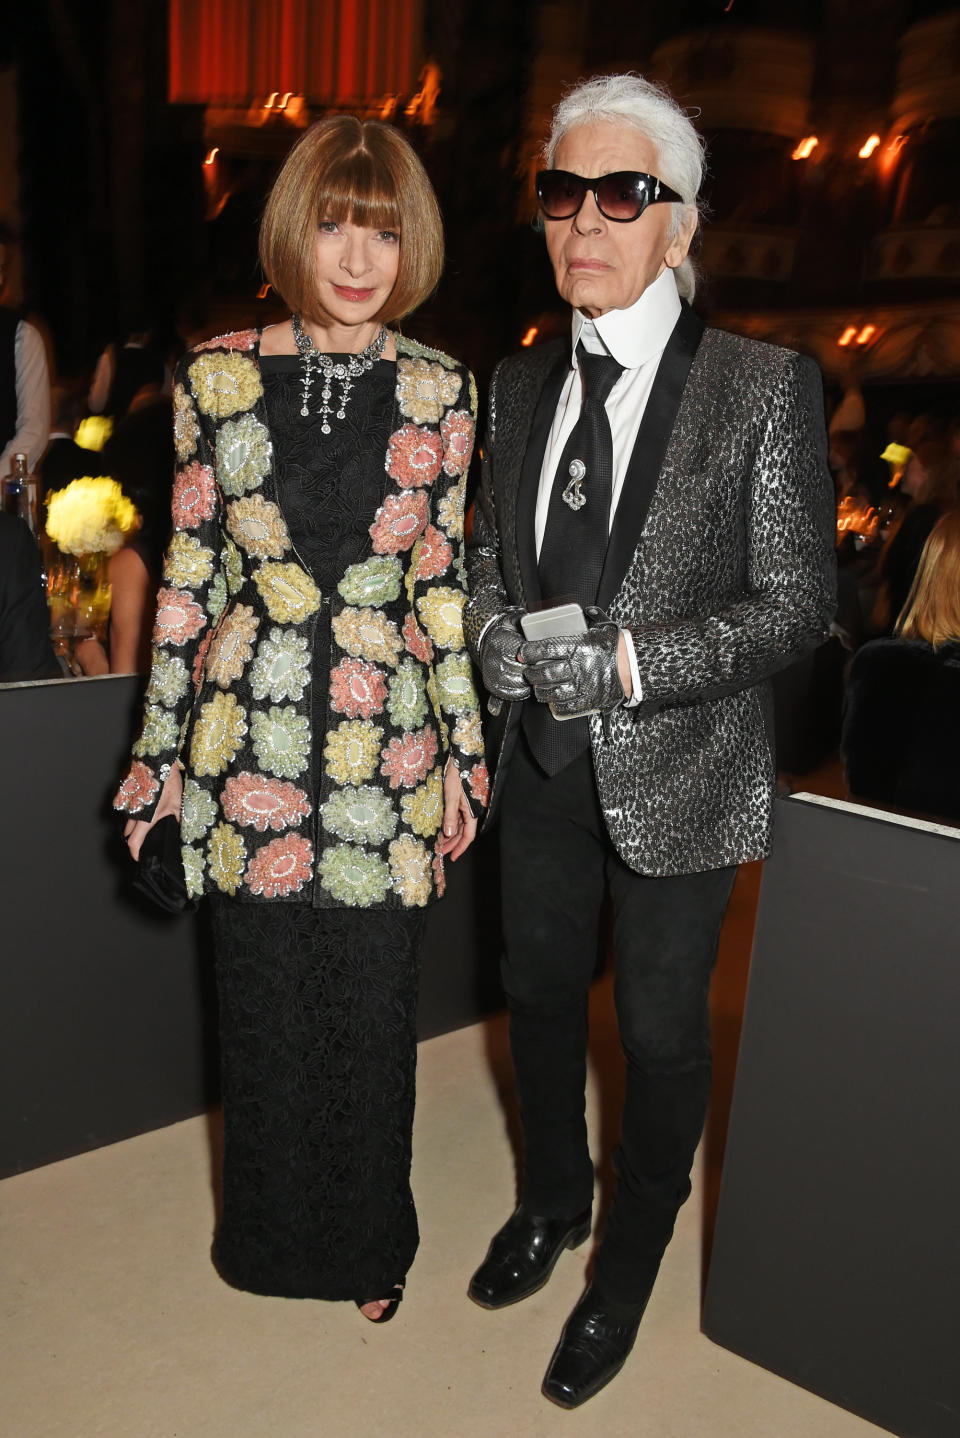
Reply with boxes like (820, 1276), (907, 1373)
(169, 0), (422, 105)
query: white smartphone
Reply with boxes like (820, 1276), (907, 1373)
(519, 602), (587, 641)
(520, 603), (592, 720)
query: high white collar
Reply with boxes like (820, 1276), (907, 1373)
(570, 267), (681, 370)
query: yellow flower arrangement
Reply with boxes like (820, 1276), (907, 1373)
(73, 415), (113, 452)
(253, 562), (322, 623)
(45, 477), (138, 557)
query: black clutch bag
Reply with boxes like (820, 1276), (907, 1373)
(131, 814), (196, 914)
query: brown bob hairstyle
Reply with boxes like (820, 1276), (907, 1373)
(896, 506), (960, 648)
(259, 115), (444, 327)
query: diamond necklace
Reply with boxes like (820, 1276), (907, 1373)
(291, 315), (388, 433)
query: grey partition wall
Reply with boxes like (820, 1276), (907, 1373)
(703, 794), (960, 1438)
(0, 677), (502, 1177)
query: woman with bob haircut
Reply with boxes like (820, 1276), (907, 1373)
(114, 116), (488, 1322)
(843, 506), (960, 820)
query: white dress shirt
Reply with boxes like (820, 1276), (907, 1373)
(0, 320), (51, 476)
(535, 266), (682, 703)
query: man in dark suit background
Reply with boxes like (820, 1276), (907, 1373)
(464, 73), (836, 1408)
(0, 512), (60, 682)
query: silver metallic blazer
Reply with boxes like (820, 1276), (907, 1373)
(464, 305), (837, 875)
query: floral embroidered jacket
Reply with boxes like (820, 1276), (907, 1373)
(114, 329), (489, 909)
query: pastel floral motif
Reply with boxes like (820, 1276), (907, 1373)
(416, 586), (466, 651)
(396, 357), (462, 425)
(207, 821), (247, 895)
(413, 524), (453, 582)
(190, 691), (248, 776)
(250, 705), (311, 779)
(192, 629), (214, 690)
(432, 846), (446, 898)
(388, 834), (432, 907)
(249, 627), (311, 702)
(246, 833), (315, 898)
(164, 532), (216, 590)
(181, 778), (218, 844)
(425, 669), (448, 745)
(329, 657), (387, 719)
(402, 612), (434, 663)
(226, 495), (289, 559)
(434, 652), (478, 715)
(332, 607), (403, 667)
(182, 845), (205, 899)
(217, 413), (273, 496)
(380, 725), (439, 790)
(400, 765), (443, 838)
(386, 424), (443, 488)
(173, 383), (199, 461)
(319, 843), (392, 907)
(171, 462), (217, 530)
(223, 538), (244, 595)
(154, 587), (207, 647)
(193, 329), (258, 353)
(132, 704), (180, 757)
(452, 711), (483, 756)
(386, 657), (428, 729)
(222, 772), (311, 833)
(466, 761), (490, 807)
(206, 604), (259, 688)
(437, 488), (465, 540)
(369, 490), (429, 555)
(324, 720), (384, 786)
(113, 760), (160, 814)
(320, 785), (397, 847)
(254, 562), (322, 624)
(206, 569), (228, 623)
(441, 409), (476, 476)
(337, 555), (402, 607)
(146, 650), (189, 708)
(189, 351), (262, 419)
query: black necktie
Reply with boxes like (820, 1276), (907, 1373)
(523, 344), (624, 776)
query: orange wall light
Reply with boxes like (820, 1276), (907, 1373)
(837, 326), (858, 347)
(521, 327), (539, 347)
(859, 135), (881, 159)
(792, 136), (819, 160)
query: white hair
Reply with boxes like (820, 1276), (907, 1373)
(545, 73), (706, 301)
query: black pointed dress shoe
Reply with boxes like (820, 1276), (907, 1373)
(541, 1284), (650, 1408)
(467, 1205), (592, 1309)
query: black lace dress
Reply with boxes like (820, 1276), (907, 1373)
(209, 355), (427, 1304)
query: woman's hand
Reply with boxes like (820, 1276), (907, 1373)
(437, 760), (477, 862)
(123, 764), (184, 861)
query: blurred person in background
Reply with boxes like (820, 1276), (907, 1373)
(0, 223), (50, 477)
(870, 440), (960, 634)
(843, 507), (960, 821)
(0, 512), (60, 682)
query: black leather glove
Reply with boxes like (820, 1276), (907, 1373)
(479, 610), (532, 702)
(520, 618), (625, 718)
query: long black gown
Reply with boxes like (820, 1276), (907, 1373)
(209, 355), (427, 1304)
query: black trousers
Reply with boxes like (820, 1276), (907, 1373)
(499, 736), (737, 1308)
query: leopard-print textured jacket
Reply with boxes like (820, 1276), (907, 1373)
(465, 317), (837, 875)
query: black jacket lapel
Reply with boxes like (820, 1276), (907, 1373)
(512, 345), (569, 608)
(597, 302), (705, 612)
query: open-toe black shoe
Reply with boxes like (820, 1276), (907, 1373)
(355, 1285), (404, 1323)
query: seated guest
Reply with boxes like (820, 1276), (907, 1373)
(41, 387), (91, 496)
(0, 512), (61, 682)
(869, 440), (959, 634)
(843, 508), (960, 821)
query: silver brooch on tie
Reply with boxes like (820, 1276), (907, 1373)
(562, 458), (587, 511)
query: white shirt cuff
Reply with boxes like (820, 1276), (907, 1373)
(622, 628), (642, 706)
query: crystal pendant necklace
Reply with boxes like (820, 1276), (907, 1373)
(291, 315), (388, 433)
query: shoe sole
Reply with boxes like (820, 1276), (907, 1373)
(467, 1217), (592, 1310)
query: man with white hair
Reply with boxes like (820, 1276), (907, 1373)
(464, 73), (836, 1407)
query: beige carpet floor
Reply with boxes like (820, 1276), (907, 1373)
(4, 851), (886, 1438)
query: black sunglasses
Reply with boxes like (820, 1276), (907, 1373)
(535, 169), (683, 223)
